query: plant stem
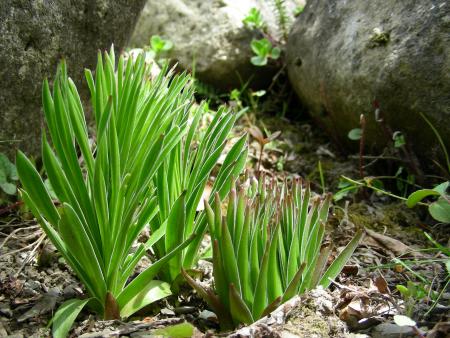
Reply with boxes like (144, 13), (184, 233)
(359, 114), (366, 179)
(257, 144), (265, 178)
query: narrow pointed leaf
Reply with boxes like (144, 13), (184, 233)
(52, 298), (91, 338)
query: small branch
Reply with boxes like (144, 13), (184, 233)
(359, 114), (366, 179)
(15, 233), (46, 277)
(257, 144), (265, 178)
(0, 201), (24, 216)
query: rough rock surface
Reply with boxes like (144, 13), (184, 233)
(131, 0), (303, 91)
(287, 1), (450, 160)
(0, 0), (146, 158)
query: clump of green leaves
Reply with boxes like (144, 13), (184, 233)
(250, 38), (280, 66)
(148, 35), (173, 61)
(0, 153), (18, 196)
(150, 103), (248, 283)
(396, 281), (436, 317)
(183, 176), (363, 330)
(406, 181), (450, 223)
(16, 47), (202, 337)
(243, 8), (266, 31)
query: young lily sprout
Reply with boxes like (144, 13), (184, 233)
(17, 47), (202, 337)
(183, 175), (364, 330)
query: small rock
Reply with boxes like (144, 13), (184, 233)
(16, 287), (60, 323)
(160, 307), (175, 316)
(199, 309), (217, 321)
(0, 302), (13, 318)
(62, 284), (81, 299)
(173, 306), (196, 314)
(371, 323), (415, 338)
(0, 321), (7, 336)
(21, 281), (40, 297)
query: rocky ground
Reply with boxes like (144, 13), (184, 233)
(0, 110), (448, 337)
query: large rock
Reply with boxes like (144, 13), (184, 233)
(130, 0), (302, 91)
(0, 0), (146, 158)
(287, 1), (450, 161)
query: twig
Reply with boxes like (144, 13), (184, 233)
(257, 144), (265, 178)
(15, 233), (46, 276)
(267, 63), (287, 93)
(0, 232), (43, 259)
(0, 225), (40, 251)
(0, 201), (24, 216)
(359, 114), (366, 179)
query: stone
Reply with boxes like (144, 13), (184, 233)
(371, 323), (416, 338)
(0, 0), (146, 159)
(287, 1), (450, 162)
(130, 0), (304, 91)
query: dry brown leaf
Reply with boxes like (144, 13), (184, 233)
(248, 126), (264, 142)
(373, 275), (390, 294)
(365, 228), (420, 257)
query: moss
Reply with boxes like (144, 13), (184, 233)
(368, 28), (390, 48)
(275, 297), (344, 337)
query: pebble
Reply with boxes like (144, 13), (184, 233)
(199, 309), (217, 321)
(371, 323), (416, 338)
(174, 306), (196, 314)
(160, 307), (175, 316)
(0, 322), (7, 336)
(0, 303), (13, 318)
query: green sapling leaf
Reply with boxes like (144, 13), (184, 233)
(348, 128), (362, 140)
(429, 197), (450, 223)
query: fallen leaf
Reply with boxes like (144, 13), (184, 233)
(393, 314), (416, 327)
(365, 228), (420, 257)
(374, 276), (390, 294)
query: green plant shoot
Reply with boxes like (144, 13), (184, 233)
(183, 175), (363, 330)
(250, 38), (281, 66)
(16, 47), (200, 337)
(243, 8), (266, 31)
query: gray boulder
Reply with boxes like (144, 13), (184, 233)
(0, 0), (146, 158)
(287, 0), (450, 161)
(130, 0), (303, 91)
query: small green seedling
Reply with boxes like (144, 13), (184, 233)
(406, 181), (450, 223)
(250, 38), (281, 66)
(333, 178), (359, 202)
(396, 281), (433, 317)
(243, 8), (266, 31)
(347, 128), (362, 141)
(148, 35), (173, 60)
(393, 131), (406, 148)
(0, 153), (18, 196)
